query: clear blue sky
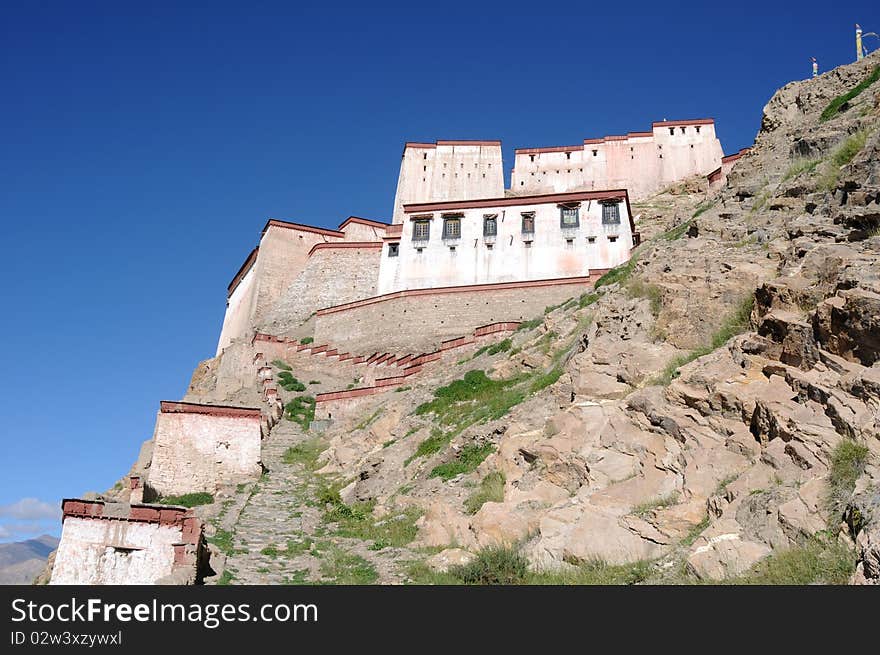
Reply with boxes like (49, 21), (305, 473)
(1, 0), (876, 541)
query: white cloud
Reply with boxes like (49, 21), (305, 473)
(0, 525), (10, 539)
(0, 498), (61, 521)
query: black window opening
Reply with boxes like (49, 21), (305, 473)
(483, 214), (498, 237)
(587, 236), (596, 244)
(695, 125), (701, 133)
(560, 205), (580, 228)
(521, 212), (535, 235)
(602, 202), (621, 225)
(442, 215), (462, 239)
(412, 219), (431, 241)
(388, 243), (399, 257)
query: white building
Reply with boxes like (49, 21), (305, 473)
(378, 189), (635, 294)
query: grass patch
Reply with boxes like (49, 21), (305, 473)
(429, 442), (495, 481)
(319, 548), (378, 585)
(260, 544), (279, 557)
(449, 544), (529, 584)
(820, 65), (880, 122)
(300, 336), (314, 345)
(464, 471), (506, 514)
(272, 359), (292, 371)
(662, 219), (693, 241)
(215, 570), (235, 585)
(529, 366), (563, 393)
(516, 317), (543, 331)
(321, 491), (422, 548)
(354, 407), (383, 431)
(309, 380), (321, 385)
(487, 338), (512, 355)
(281, 437), (326, 470)
(284, 395), (316, 429)
(627, 278), (662, 315)
(209, 528), (235, 556)
(406, 429), (454, 465)
(594, 257), (637, 289)
(155, 492), (214, 508)
(277, 371), (306, 392)
(730, 535), (855, 584)
(781, 158), (821, 182)
(821, 129), (870, 191)
(395, 385), (412, 392)
(631, 492), (680, 517)
(415, 370), (527, 427)
(577, 291), (599, 308)
(692, 200), (717, 219)
(654, 293), (754, 385)
(823, 439), (870, 523)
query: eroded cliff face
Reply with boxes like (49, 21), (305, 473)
(66, 52), (880, 586)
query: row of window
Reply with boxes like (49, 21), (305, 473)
(387, 232), (623, 257)
(410, 204), (620, 241)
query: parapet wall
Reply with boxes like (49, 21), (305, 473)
(50, 500), (205, 585)
(258, 242), (382, 334)
(313, 275), (601, 354)
(147, 401), (263, 497)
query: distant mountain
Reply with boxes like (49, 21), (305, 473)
(0, 535), (59, 584)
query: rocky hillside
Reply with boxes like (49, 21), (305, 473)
(89, 51), (880, 586)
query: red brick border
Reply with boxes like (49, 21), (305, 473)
(159, 401), (261, 420)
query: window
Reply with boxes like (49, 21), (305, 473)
(592, 149), (597, 156)
(486, 243), (493, 250)
(442, 215), (461, 239)
(602, 202), (621, 225)
(608, 236), (618, 242)
(565, 152), (571, 159)
(483, 214), (498, 237)
(449, 246), (456, 252)
(388, 243), (399, 257)
(529, 154), (535, 162)
(565, 238), (574, 247)
(695, 126), (701, 133)
(680, 126), (686, 134)
(587, 236), (596, 244)
(560, 205), (579, 228)
(521, 212), (535, 235)
(669, 127), (674, 135)
(412, 219), (430, 241)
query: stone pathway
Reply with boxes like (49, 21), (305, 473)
(221, 418), (415, 585)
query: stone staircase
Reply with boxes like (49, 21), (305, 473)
(221, 418), (413, 585)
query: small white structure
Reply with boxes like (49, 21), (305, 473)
(50, 500), (205, 585)
(147, 401), (263, 498)
(378, 189), (634, 294)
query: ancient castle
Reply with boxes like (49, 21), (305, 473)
(49, 118), (741, 584)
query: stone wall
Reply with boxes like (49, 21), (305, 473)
(313, 275), (600, 354)
(50, 500), (204, 585)
(147, 402), (263, 497)
(259, 243), (382, 334)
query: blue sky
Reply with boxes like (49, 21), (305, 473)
(0, 1), (876, 541)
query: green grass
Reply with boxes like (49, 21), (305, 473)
(281, 437), (326, 470)
(406, 429), (454, 465)
(284, 395), (316, 429)
(631, 492), (680, 517)
(594, 257), (637, 289)
(464, 471), (506, 514)
(823, 439), (870, 523)
(820, 129), (870, 191)
(429, 442), (495, 481)
(515, 317), (543, 331)
(528, 366), (563, 393)
(627, 278), (662, 315)
(284, 537), (314, 557)
(661, 219), (693, 241)
(309, 380), (321, 385)
(272, 359), (292, 371)
(278, 371), (306, 392)
(691, 200), (717, 219)
(321, 490), (421, 548)
(300, 336), (314, 345)
(155, 492), (214, 507)
(486, 338), (512, 355)
(260, 544), (279, 557)
(395, 385), (412, 392)
(319, 547), (378, 585)
(820, 65), (880, 122)
(209, 528), (235, 556)
(729, 535), (855, 585)
(654, 293), (754, 385)
(577, 292), (599, 308)
(781, 158), (821, 182)
(354, 407), (383, 431)
(449, 544), (529, 584)
(215, 570), (235, 585)
(414, 370), (527, 426)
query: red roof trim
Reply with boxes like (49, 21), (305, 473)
(226, 247), (259, 298)
(403, 189), (629, 213)
(435, 140), (501, 146)
(337, 216), (391, 231)
(514, 144), (584, 155)
(159, 401), (261, 419)
(307, 241), (384, 256)
(262, 219), (344, 238)
(652, 118), (714, 127)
